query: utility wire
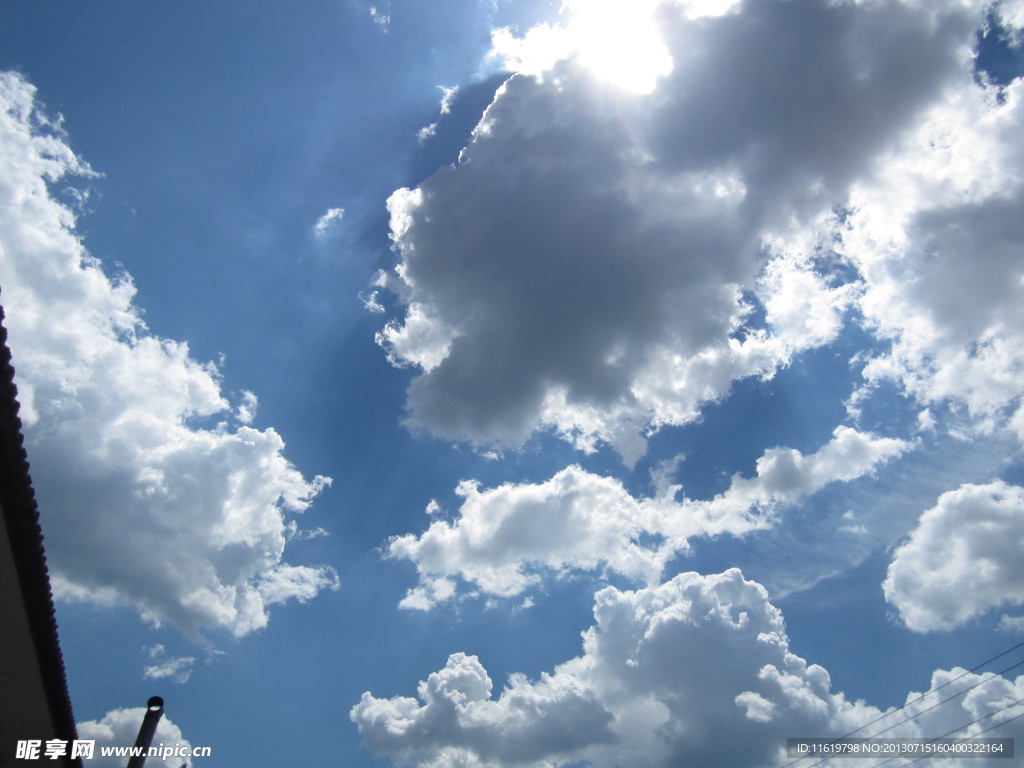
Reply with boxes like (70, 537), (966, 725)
(864, 658), (1024, 740)
(790, 663), (1023, 768)
(777, 639), (1024, 768)
(865, 695), (1024, 768)
(885, 710), (1024, 768)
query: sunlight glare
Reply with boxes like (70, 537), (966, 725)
(562, 0), (673, 94)
(489, 0), (745, 95)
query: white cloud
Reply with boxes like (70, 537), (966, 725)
(258, 563), (340, 606)
(842, 70), (1024, 441)
(235, 390), (258, 424)
(487, 24), (572, 80)
(285, 521), (331, 541)
(377, 0), (1002, 463)
(143, 648), (196, 684)
(999, 614), (1024, 633)
(996, 0), (1024, 31)
(489, 0), (744, 95)
(355, 568), (1024, 768)
(313, 207), (346, 237)
(360, 289), (386, 314)
(391, 468), (658, 605)
(418, 87), (461, 142)
(376, 291), (460, 374)
(397, 575), (457, 612)
(389, 427), (909, 608)
(370, 5), (390, 28)
(438, 86), (459, 115)
(0, 71), (337, 641)
(77, 706), (195, 768)
(490, 0), (674, 95)
(884, 481), (1024, 632)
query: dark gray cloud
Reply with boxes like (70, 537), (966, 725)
(391, 69), (753, 447)
(647, 0), (976, 217)
(375, 0), (995, 460)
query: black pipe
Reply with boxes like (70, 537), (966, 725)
(126, 697), (164, 768)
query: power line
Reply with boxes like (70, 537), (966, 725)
(790, 664), (1022, 768)
(884, 710), (1024, 768)
(777, 639), (1024, 768)
(863, 658), (1024, 740)
(865, 695), (1024, 768)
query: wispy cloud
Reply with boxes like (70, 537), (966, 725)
(313, 207), (346, 238)
(143, 645), (196, 684)
(369, 5), (390, 28)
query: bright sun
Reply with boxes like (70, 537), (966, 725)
(490, 0), (742, 95)
(563, 0), (674, 95)
(489, 0), (672, 95)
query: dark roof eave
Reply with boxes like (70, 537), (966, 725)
(0, 301), (83, 768)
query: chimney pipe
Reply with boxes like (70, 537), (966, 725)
(126, 696), (164, 768)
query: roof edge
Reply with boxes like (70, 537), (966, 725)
(0, 300), (83, 768)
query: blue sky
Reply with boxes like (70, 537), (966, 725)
(2, 1), (1024, 767)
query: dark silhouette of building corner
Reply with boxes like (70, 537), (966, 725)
(0, 301), (83, 768)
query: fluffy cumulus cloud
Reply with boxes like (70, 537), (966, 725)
(885, 481), (1024, 632)
(355, 569), (1024, 768)
(77, 705), (196, 768)
(373, 0), (1023, 462)
(0, 72), (337, 641)
(352, 651), (615, 768)
(389, 426), (909, 609)
(842, 61), (1024, 440)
